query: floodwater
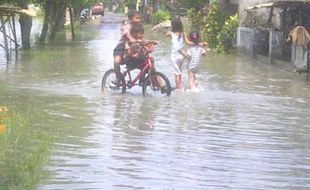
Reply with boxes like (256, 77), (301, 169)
(1, 13), (310, 190)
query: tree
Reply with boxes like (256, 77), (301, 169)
(39, 0), (100, 43)
(39, 0), (50, 43)
(1, 0), (106, 47)
(48, 1), (68, 40)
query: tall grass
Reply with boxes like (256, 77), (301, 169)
(0, 84), (52, 189)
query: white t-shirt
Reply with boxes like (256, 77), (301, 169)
(171, 33), (184, 55)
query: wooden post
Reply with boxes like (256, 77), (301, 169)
(69, 6), (75, 40)
(267, 7), (273, 26)
(1, 16), (9, 61)
(12, 13), (18, 54)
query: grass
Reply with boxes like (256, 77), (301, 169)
(0, 84), (52, 190)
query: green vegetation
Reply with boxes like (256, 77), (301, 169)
(216, 14), (239, 53)
(152, 9), (171, 25)
(187, 3), (239, 54)
(0, 86), (52, 189)
(187, 8), (205, 31)
(0, 84), (7, 94)
(202, 3), (227, 47)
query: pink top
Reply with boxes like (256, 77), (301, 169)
(120, 22), (131, 43)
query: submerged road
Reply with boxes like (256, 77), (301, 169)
(1, 12), (310, 190)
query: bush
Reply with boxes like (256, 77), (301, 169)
(202, 3), (226, 47)
(215, 14), (239, 53)
(187, 8), (205, 31)
(152, 9), (171, 25)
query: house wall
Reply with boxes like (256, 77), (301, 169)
(239, 0), (279, 27)
(216, 0), (239, 15)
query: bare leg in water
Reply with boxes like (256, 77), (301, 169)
(114, 55), (122, 79)
(175, 74), (182, 89)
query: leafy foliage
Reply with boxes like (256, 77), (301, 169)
(202, 3), (226, 47)
(187, 2), (239, 54)
(152, 9), (171, 25)
(215, 14), (239, 53)
(187, 8), (205, 31)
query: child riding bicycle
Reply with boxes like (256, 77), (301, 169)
(103, 23), (171, 96)
(113, 11), (141, 79)
(124, 23), (158, 85)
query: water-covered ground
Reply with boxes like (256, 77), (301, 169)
(1, 13), (310, 190)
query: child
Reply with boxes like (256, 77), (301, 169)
(113, 11), (141, 79)
(124, 23), (159, 85)
(180, 31), (206, 91)
(124, 23), (146, 68)
(165, 17), (193, 90)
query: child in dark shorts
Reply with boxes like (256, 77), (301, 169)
(113, 11), (141, 78)
(124, 23), (158, 85)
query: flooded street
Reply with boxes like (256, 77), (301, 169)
(1, 13), (310, 189)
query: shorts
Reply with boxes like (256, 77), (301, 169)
(171, 53), (184, 75)
(188, 66), (199, 73)
(125, 57), (145, 70)
(188, 63), (200, 73)
(113, 42), (125, 57)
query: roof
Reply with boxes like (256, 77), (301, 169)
(0, 6), (36, 16)
(245, 0), (310, 11)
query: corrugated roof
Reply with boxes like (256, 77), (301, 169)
(245, 0), (310, 11)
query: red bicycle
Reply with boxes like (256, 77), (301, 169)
(101, 42), (171, 96)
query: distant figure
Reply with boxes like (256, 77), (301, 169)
(287, 26), (310, 48)
(287, 26), (310, 73)
(155, 0), (160, 12)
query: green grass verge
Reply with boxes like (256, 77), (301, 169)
(0, 84), (52, 190)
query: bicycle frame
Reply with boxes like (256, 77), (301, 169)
(102, 41), (171, 96)
(121, 43), (155, 88)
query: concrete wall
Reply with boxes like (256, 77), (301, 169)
(239, 0), (280, 28)
(237, 27), (255, 57)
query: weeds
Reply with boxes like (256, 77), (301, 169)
(0, 104), (52, 189)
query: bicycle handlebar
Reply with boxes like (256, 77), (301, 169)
(130, 40), (158, 56)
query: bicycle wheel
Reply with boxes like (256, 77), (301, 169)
(142, 71), (171, 97)
(101, 69), (126, 94)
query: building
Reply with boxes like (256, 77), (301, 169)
(237, 0), (310, 72)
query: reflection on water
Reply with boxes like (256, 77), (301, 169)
(1, 13), (310, 190)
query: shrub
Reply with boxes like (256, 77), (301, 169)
(202, 3), (226, 47)
(152, 9), (171, 25)
(187, 8), (205, 31)
(215, 14), (239, 53)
